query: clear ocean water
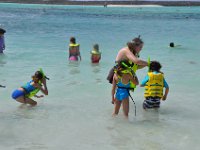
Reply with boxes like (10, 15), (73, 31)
(0, 3), (200, 150)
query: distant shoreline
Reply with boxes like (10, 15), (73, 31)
(0, 0), (200, 6)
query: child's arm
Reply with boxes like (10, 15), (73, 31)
(42, 78), (48, 95)
(35, 78), (48, 95)
(162, 79), (169, 100)
(140, 75), (149, 87)
(2, 36), (5, 50)
(34, 95), (44, 98)
(79, 54), (81, 61)
(111, 74), (117, 104)
(162, 87), (169, 100)
(39, 86), (48, 96)
(78, 46), (81, 61)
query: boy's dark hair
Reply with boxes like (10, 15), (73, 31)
(150, 61), (162, 72)
(169, 42), (174, 47)
(93, 44), (99, 51)
(0, 28), (6, 34)
(70, 37), (76, 44)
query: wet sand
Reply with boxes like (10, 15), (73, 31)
(0, 0), (200, 6)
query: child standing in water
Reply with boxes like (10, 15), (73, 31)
(11, 70), (48, 106)
(69, 37), (81, 61)
(112, 61), (139, 118)
(91, 44), (101, 63)
(0, 28), (6, 54)
(140, 61), (169, 109)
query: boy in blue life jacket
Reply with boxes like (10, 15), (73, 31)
(140, 61), (169, 109)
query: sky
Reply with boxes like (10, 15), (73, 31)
(70, 0), (200, 2)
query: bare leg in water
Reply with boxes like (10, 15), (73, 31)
(16, 96), (37, 106)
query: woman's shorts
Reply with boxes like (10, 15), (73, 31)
(143, 97), (161, 109)
(12, 89), (24, 99)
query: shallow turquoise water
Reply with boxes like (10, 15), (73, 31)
(0, 3), (200, 150)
